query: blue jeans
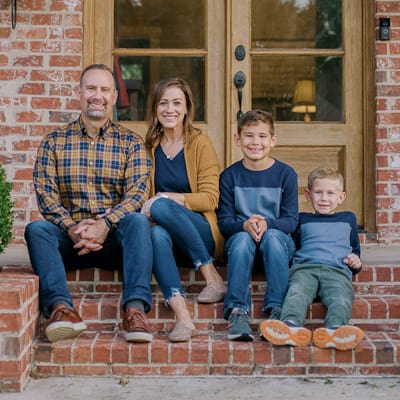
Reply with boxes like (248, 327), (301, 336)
(281, 264), (354, 328)
(222, 229), (295, 319)
(150, 198), (214, 303)
(24, 213), (153, 318)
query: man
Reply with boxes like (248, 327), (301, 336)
(25, 64), (154, 343)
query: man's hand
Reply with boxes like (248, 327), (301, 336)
(343, 253), (362, 270)
(68, 218), (109, 256)
(243, 214), (267, 243)
(78, 218), (109, 244)
(68, 220), (97, 243)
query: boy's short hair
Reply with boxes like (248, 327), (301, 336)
(237, 109), (275, 136)
(307, 167), (344, 191)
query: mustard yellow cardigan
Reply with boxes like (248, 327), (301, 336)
(148, 131), (224, 262)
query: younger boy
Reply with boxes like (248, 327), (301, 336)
(259, 167), (364, 350)
(218, 110), (298, 341)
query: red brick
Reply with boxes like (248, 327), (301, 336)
(31, 14), (63, 25)
(232, 341), (252, 363)
(292, 346), (312, 363)
(65, 28), (82, 39)
(131, 343), (150, 363)
(63, 365), (110, 375)
(211, 340), (230, 364)
(17, 83), (45, 95)
(16, 111), (43, 123)
(13, 56), (43, 67)
(92, 336), (112, 363)
(30, 41), (62, 53)
(16, 27), (47, 39)
(272, 346), (291, 364)
(170, 342), (189, 363)
(53, 343), (72, 364)
(313, 347), (333, 363)
(49, 55), (81, 67)
(13, 139), (42, 151)
(31, 69), (63, 82)
(112, 365), (158, 375)
(375, 341), (395, 364)
(50, 1), (82, 11)
(111, 339), (130, 363)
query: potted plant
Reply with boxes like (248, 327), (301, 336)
(0, 163), (13, 270)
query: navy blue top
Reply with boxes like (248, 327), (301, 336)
(217, 159), (299, 238)
(154, 145), (191, 193)
(291, 211), (361, 278)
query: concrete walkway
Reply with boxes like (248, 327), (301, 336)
(1, 376), (399, 399)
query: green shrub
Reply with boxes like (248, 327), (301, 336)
(0, 164), (13, 254)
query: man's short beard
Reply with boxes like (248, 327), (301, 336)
(87, 109), (107, 120)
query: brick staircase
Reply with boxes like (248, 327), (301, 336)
(1, 245), (400, 392)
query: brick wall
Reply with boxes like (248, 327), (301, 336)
(0, 0), (399, 245)
(0, 0), (82, 245)
(376, 1), (400, 245)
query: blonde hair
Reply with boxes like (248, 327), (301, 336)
(307, 167), (344, 191)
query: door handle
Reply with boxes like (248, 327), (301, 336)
(234, 71), (246, 120)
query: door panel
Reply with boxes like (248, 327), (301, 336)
(228, 0), (364, 224)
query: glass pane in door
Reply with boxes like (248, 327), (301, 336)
(252, 55), (343, 122)
(114, 56), (205, 121)
(114, 0), (205, 48)
(252, 0), (342, 49)
(114, 0), (206, 121)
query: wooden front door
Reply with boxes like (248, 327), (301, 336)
(84, 0), (373, 228)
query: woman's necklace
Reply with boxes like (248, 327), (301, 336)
(161, 137), (183, 160)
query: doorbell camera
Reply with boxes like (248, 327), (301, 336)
(379, 18), (390, 41)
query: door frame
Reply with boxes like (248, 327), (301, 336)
(83, 0), (376, 232)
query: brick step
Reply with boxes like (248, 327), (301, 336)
(31, 330), (400, 377)
(31, 263), (400, 379)
(53, 292), (400, 332)
(64, 264), (400, 295)
(30, 287), (400, 379)
(2, 264), (400, 391)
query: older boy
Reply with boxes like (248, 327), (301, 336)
(218, 110), (298, 341)
(259, 167), (364, 350)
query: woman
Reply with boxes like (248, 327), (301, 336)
(141, 78), (225, 342)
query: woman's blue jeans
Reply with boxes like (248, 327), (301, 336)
(150, 198), (215, 304)
(222, 228), (295, 320)
(24, 213), (153, 318)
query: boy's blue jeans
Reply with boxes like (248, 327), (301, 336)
(281, 264), (354, 328)
(150, 198), (215, 304)
(222, 229), (295, 320)
(24, 213), (153, 318)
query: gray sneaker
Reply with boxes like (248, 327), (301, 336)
(227, 309), (254, 341)
(266, 307), (282, 320)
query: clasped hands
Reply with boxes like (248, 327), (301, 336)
(243, 214), (267, 243)
(68, 211), (111, 256)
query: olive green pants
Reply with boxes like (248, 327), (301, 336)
(281, 264), (354, 328)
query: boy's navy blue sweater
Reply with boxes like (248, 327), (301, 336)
(217, 159), (298, 239)
(291, 211), (361, 278)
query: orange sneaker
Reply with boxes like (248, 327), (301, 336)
(45, 304), (86, 342)
(312, 325), (364, 350)
(123, 307), (153, 343)
(259, 319), (312, 347)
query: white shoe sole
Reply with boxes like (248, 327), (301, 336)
(45, 321), (87, 342)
